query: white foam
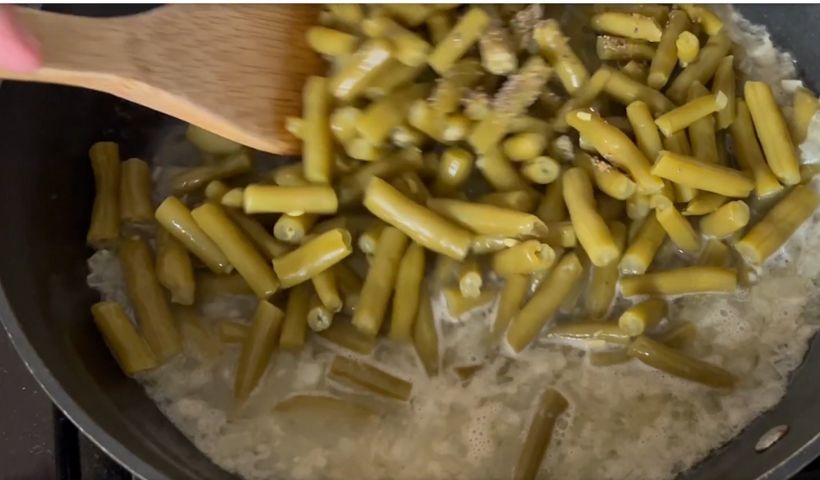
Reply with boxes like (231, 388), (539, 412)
(84, 7), (820, 480)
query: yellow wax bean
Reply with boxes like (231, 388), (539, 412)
(712, 56), (736, 129)
(792, 87), (820, 144)
(647, 10), (691, 90)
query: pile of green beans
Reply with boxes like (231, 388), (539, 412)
(84, 5), (820, 478)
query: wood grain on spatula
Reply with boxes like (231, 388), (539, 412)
(0, 5), (322, 155)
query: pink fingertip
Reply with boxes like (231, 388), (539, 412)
(0, 5), (41, 72)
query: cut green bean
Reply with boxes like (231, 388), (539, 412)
(328, 356), (413, 401)
(513, 388), (569, 480)
(576, 151), (637, 201)
(681, 5), (724, 36)
(563, 167), (621, 267)
(337, 149), (423, 206)
(272, 228), (353, 288)
(480, 23), (518, 75)
(619, 298), (667, 336)
(506, 252), (585, 352)
(220, 188), (244, 208)
(533, 19), (589, 93)
(591, 12), (662, 42)
(626, 101), (663, 163)
(87, 141), (120, 249)
(521, 156), (561, 185)
(647, 10), (691, 89)
(546, 322), (632, 345)
(119, 237), (182, 362)
(700, 200), (750, 239)
(682, 192), (727, 216)
(479, 190), (539, 213)
(651, 151), (754, 198)
(191, 203), (280, 298)
(329, 39), (394, 101)
(476, 147), (531, 191)
(655, 92), (728, 136)
(352, 227), (408, 336)
(584, 221), (627, 318)
(155, 228), (195, 306)
(492, 240), (556, 276)
(313, 267), (343, 313)
(566, 110), (664, 194)
(552, 67), (613, 132)
(604, 70), (675, 114)
(745, 81), (801, 186)
(596, 35), (655, 61)
(444, 287), (497, 318)
(621, 266), (737, 297)
(655, 202), (700, 254)
(620, 214), (667, 275)
(494, 274), (529, 340)
(319, 317), (376, 355)
(273, 214), (319, 245)
(471, 236), (519, 255)
(458, 257), (482, 298)
(428, 7), (490, 74)
(363, 16), (430, 67)
(306, 26), (358, 57)
(536, 175), (567, 223)
(390, 242), (426, 342)
(243, 185), (338, 215)
(279, 283), (310, 350)
(414, 282), (439, 376)
(119, 158), (153, 224)
(234, 300), (284, 402)
(628, 335), (736, 389)
(307, 292), (335, 332)
(273, 394), (377, 419)
(427, 198), (548, 239)
(621, 60), (648, 83)
(712, 56), (736, 129)
(225, 209), (290, 260)
(357, 83), (429, 145)
(329, 106), (362, 144)
(432, 147), (474, 195)
(170, 150), (253, 194)
(730, 99), (784, 198)
(364, 177), (472, 260)
(792, 87), (819, 144)
(91, 302), (158, 375)
(735, 185), (820, 265)
(666, 31), (731, 103)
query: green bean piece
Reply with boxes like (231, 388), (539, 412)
(468, 112), (511, 155)
(352, 227), (408, 336)
(576, 151), (637, 201)
(432, 147), (474, 195)
(357, 83), (430, 145)
(675, 31), (699, 66)
(730, 99), (784, 198)
(428, 7), (490, 74)
(513, 388), (569, 480)
(204, 180), (230, 202)
(621, 60), (648, 83)
(279, 284), (310, 350)
(536, 175), (567, 223)
(685, 82), (720, 165)
(591, 11), (662, 42)
(619, 214), (667, 275)
(91, 302), (158, 375)
(604, 70), (675, 114)
(87, 141), (120, 249)
(306, 26), (358, 56)
(312, 267), (343, 313)
(234, 301), (284, 402)
(273, 214), (319, 245)
(414, 282), (439, 376)
(190, 203), (279, 298)
(217, 320), (249, 344)
(226, 209), (290, 260)
(698, 238), (731, 268)
(364, 60), (426, 99)
(627, 193), (651, 221)
(273, 393), (378, 419)
(566, 110), (664, 194)
(334, 263), (363, 316)
(628, 335), (736, 389)
(364, 177), (472, 260)
(272, 228), (353, 288)
(300, 76), (334, 184)
(502, 133), (547, 162)
(546, 322), (632, 346)
(390, 243), (426, 342)
(426, 10), (452, 44)
(596, 35), (656, 61)
(369, 15), (432, 65)
(407, 99), (448, 143)
(584, 221), (627, 319)
(119, 237), (182, 362)
(328, 356), (413, 401)
(479, 190), (539, 213)
(243, 185), (338, 215)
(658, 321), (698, 350)
(475, 147), (531, 192)
(185, 124), (242, 155)
(621, 266), (737, 297)
(330, 39), (394, 102)
(358, 223), (386, 257)
(390, 124), (427, 149)
(493, 274), (529, 341)
(736, 185), (820, 265)
(647, 10), (691, 89)
(682, 192), (727, 216)
(651, 150), (754, 198)
(666, 31), (731, 104)
(170, 150), (253, 194)
(329, 106), (362, 145)
(552, 67), (613, 132)
(471, 236), (519, 255)
(492, 240), (556, 276)
(493, 57), (553, 117)
(655, 91), (728, 137)
(442, 113), (473, 143)
(383, 4), (434, 26)
(681, 5), (724, 36)
(428, 198), (549, 239)
(655, 201), (700, 254)
(155, 228), (195, 306)
(307, 292), (335, 332)
(700, 200), (750, 239)
(533, 19), (589, 94)
(506, 252), (585, 352)
(119, 158), (153, 224)
(711, 55), (736, 129)
(619, 297), (667, 336)
(563, 168), (621, 267)
(745, 81), (801, 186)
(318, 317), (376, 354)
(220, 188), (244, 208)
(791, 87), (820, 144)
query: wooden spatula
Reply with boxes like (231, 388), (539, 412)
(0, 5), (322, 155)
